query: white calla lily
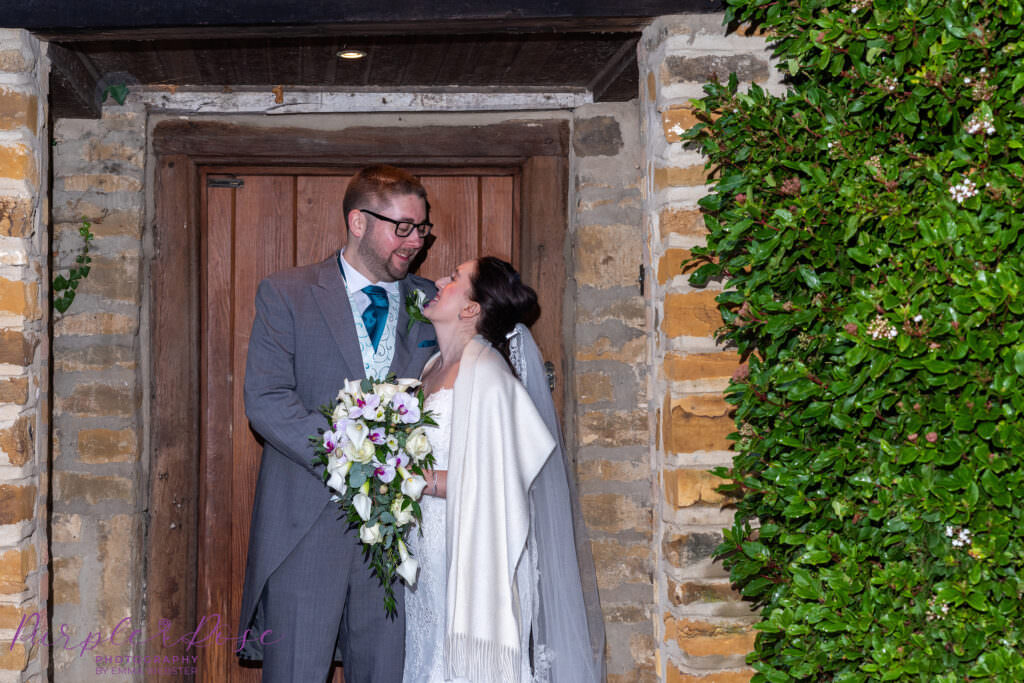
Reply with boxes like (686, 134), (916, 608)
(325, 458), (352, 492)
(353, 492), (372, 521)
(398, 468), (428, 501)
(395, 539), (419, 585)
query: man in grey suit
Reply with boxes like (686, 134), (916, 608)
(237, 165), (438, 681)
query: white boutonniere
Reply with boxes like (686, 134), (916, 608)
(405, 289), (430, 333)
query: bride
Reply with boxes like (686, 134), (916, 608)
(403, 256), (605, 683)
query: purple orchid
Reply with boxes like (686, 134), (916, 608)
(390, 392), (421, 424)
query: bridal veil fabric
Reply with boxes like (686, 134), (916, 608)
(444, 330), (605, 683)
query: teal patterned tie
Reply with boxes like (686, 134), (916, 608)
(361, 286), (389, 351)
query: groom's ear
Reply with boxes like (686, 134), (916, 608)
(347, 209), (367, 238)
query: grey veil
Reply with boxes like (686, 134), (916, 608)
(508, 323), (606, 682)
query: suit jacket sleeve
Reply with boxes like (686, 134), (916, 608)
(244, 277), (326, 479)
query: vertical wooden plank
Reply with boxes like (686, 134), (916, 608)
(197, 179), (236, 683)
(419, 176), (478, 281)
(520, 157), (568, 421)
(480, 176), (515, 263)
(230, 176), (297, 663)
(297, 175), (351, 266)
(148, 154), (199, 683)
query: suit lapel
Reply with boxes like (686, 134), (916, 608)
(391, 278), (416, 376)
(312, 256), (365, 380)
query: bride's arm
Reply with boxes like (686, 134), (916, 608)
(424, 468), (447, 498)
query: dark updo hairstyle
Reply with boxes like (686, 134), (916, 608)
(469, 256), (540, 365)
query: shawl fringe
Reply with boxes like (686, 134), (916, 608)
(444, 632), (521, 683)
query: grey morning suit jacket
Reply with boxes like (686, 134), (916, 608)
(237, 254), (436, 660)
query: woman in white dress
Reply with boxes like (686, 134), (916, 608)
(403, 257), (605, 683)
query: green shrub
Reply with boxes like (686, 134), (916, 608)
(685, 0), (1024, 680)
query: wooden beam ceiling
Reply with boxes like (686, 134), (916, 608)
(11, 0), (722, 35)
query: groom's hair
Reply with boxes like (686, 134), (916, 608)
(343, 165), (429, 231)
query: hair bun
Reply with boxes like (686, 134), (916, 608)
(471, 257), (540, 359)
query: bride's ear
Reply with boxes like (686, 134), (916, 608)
(461, 300), (481, 321)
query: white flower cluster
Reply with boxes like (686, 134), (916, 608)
(965, 110), (996, 135)
(946, 525), (972, 548)
(881, 76), (898, 92)
(949, 177), (978, 204)
(867, 315), (897, 340)
(926, 596), (951, 621)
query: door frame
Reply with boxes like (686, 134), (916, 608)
(147, 118), (570, 680)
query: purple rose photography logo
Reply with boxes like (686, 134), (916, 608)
(9, 611), (280, 677)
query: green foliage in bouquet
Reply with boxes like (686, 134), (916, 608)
(684, 0), (1024, 679)
(310, 377), (437, 617)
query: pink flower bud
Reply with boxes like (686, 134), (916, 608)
(844, 323), (858, 335)
(926, 432), (938, 443)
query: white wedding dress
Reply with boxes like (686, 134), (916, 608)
(403, 388), (470, 683)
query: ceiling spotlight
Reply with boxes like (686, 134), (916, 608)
(337, 49), (367, 60)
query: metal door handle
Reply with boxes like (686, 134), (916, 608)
(544, 361), (556, 392)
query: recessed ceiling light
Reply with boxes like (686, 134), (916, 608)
(337, 49), (367, 60)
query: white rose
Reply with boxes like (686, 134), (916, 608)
(359, 523), (383, 545)
(343, 422), (375, 463)
(344, 439), (374, 464)
(374, 383), (400, 403)
(401, 474), (428, 501)
(390, 496), (415, 526)
(395, 378), (421, 390)
(332, 403), (350, 423)
(405, 427), (431, 460)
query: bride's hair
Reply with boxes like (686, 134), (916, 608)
(470, 256), (540, 364)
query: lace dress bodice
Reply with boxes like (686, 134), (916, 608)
(403, 388), (464, 683)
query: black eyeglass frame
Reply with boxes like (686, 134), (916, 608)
(359, 209), (433, 238)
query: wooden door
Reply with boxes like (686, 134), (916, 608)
(199, 168), (527, 682)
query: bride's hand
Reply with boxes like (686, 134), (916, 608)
(425, 469), (448, 498)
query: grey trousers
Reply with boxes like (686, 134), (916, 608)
(260, 503), (406, 682)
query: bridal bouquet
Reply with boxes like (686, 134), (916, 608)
(310, 376), (436, 616)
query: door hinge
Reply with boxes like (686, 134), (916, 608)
(207, 177), (244, 188)
(638, 264), (645, 296)
(544, 361), (556, 392)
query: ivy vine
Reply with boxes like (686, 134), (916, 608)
(53, 218), (94, 314)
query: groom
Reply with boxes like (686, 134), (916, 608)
(238, 165), (438, 681)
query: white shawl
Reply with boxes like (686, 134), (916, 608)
(444, 337), (554, 683)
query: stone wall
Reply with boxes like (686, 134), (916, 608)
(0, 30), (48, 683)
(50, 102), (146, 680)
(570, 102), (654, 681)
(639, 14), (782, 683)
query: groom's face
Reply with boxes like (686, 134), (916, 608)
(353, 192), (427, 282)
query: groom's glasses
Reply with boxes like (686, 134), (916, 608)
(359, 209), (433, 238)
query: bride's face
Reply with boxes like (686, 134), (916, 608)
(424, 259), (479, 325)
